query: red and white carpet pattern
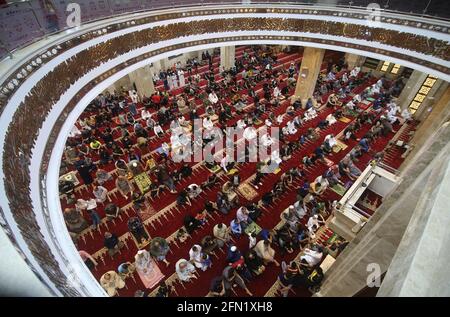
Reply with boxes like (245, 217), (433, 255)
(59, 46), (416, 297)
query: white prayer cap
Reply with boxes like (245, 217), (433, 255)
(313, 215), (318, 219)
(289, 205), (294, 210)
(230, 246), (237, 252)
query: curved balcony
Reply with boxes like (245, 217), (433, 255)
(0, 2), (448, 296)
(1, 0), (449, 60)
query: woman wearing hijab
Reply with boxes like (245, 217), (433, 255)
(134, 249), (165, 289)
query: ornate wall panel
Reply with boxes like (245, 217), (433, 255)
(0, 5), (448, 296)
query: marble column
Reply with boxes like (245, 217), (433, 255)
(220, 46), (235, 70)
(128, 65), (155, 99)
(314, 123), (450, 297)
(378, 141), (450, 296)
(113, 75), (133, 93)
(400, 85), (450, 170)
(344, 53), (366, 69)
(396, 70), (428, 110)
(292, 47), (325, 105)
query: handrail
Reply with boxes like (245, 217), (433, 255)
(1, 0), (449, 61)
(348, 203), (372, 219)
(377, 161), (400, 175)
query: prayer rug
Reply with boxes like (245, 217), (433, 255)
(131, 227), (151, 250)
(227, 168), (239, 175)
(338, 117), (351, 123)
(331, 184), (347, 196)
(134, 172), (152, 193)
(139, 204), (158, 222)
(207, 164), (221, 174)
(238, 183), (259, 201)
(324, 157), (335, 167)
(245, 222), (262, 236)
(332, 140), (348, 153)
(60, 171), (80, 186)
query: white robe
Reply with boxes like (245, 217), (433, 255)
(287, 121), (297, 135)
(208, 93), (218, 104)
(261, 134), (274, 147)
(276, 114), (284, 124)
(171, 74), (178, 89)
(243, 127), (257, 141)
(326, 113), (337, 125)
(203, 118), (214, 130)
(300, 249), (323, 266)
(189, 245), (203, 268)
(325, 134), (337, 147)
(178, 70), (185, 87)
(167, 75), (174, 90)
(273, 87), (281, 98)
(236, 119), (247, 130)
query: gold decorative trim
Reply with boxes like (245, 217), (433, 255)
(0, 11), (449, 296)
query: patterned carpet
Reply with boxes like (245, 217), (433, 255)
(59, 45), (416, 297)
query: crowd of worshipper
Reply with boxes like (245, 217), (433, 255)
(58, 44), (412, 297)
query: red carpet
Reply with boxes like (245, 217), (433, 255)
(60, 45), (414, 297)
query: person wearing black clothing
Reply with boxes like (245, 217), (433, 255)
(180, 163), (193, 178)
(104, 232), (123, 257)
(127, 217), (149, 244)
(183, 215), (202, 234)
(155, 281), (173, 297)
(244, 250), (265, 276)
(261, 190), (274, 205)
(76, 158), (95, 185)
(132, 192), (146, 212)
(247, 203), (262, 221)
(177, 189), (192, 206)
(204, 201), (216, 214)
(105, 203), (120, 219)
(209, 276), (226, 297)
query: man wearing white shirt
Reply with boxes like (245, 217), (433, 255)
(325, 113), (337, 125)
(307, 214), (324, 233)
(189, 245), (203, 269)
(154, 124), (164, 137)
(350, 66), (360, 77)
(324, 134), (337, 148)
(203, 116), (214, 130)
(236, 119), (247, 130)
(129, 90), (138, 103)
(141, 108), (152, 121)
(273, 86), (281, 98)
(221, 154), (233, 173)
(271, 150), (282, 165)
(346, 100), (356, 111)
(293, 200), (307, 219)
(287, 121), (297, 135)
(243, 125), (257, 141)
(276, 114), (284, 124)
(208, 91), (219, 104)
(300, 247), (323, 266)
(261, 133), (274, 147)
(341, 72), (348, 83)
